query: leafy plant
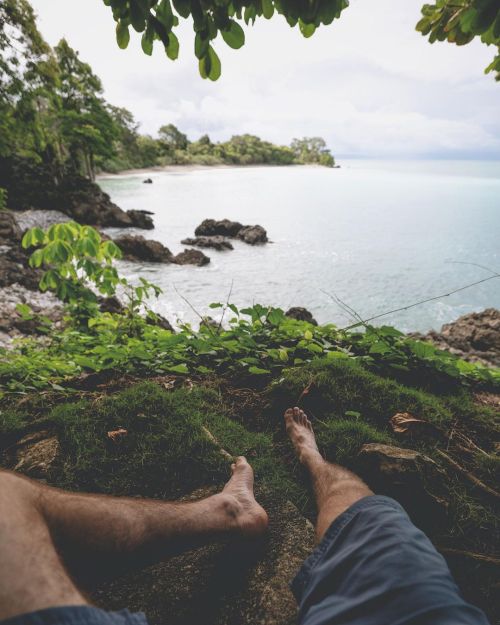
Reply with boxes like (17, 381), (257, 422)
(0, 188), (7, 210)
(21, 222), (161, 327)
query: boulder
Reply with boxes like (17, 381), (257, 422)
(237, 225), (268, 245)
(285, 307), (318, 326)
(93, 491), (315, 625)
(143, 178), (153, 184)
(127, 209), (154, 230)
(146, 313), (174, 333)
(195, 219), (244, 238)
(0, 246), (42, 290)
(98, 296), (124, 314)
(181, 236), (233, 251)
(114, 235), (173, 263)
(15, 209), (69, 233)
(171, 249), (210, 267)
(0, 210), (21, 244)
(356, 443), (448, 530)
(415, 308), (500, 368)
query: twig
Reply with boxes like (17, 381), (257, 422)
(202, 426), (234, 462)
(217, 279), (234, 333)
(437, 547), (500, 566)
(339, 272), (500, 331)
(436, 450), (500, 501)
(172, 283), (216, 336)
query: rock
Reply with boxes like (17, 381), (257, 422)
(0, 210), (21, 244)
(12, 431), (60, 478)
(15, 209), (69, 233)
(200, 316), (219, 331)
(285, 307), (318, 326)
(93, 490), (315, 625)
(114, 235), (173, 263)
(0, 246), (42, 290)
(195, 219), (244, 238)
(237, 225), (268, 245)
(98, 296), (124, 314)
(143, 178), (153, 184)
(0, 157), (154, 230)
(415, 308), (500, 368)
(356, 443), (448, 531)
(193, 219), (268, 246)
(146, 313), (174, 333)
(171, 249), (210, 267)
(127, 210), (154, 230)
(181, 236), (234, 251)
(0, 283), (63, 348)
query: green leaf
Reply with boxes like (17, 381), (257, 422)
(195, 32), (209, 59)
(116, 21), (130, 49)
(199, 45), (221, 80)
(304, 329), (313, 340)
(345, 410), (361, 418)
(166, 31), (179, 60)
(172, 0), (190, 19)
(262, 0), (274, 19)
(248, 365), (271, 375)
(168, 363), (189, 373)
(141, 29), (154, 55)
(221, 20), (245, 49)
(299, 19), (316, 38)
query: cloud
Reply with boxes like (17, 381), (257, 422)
(29, 0), (500, 158)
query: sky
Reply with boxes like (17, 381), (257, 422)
(29, 0), (500, 159)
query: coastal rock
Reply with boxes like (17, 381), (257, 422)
(98, 296), (124, 314)
(195, 219), (244, 238)
(94, 491), (315, 625)
(356, 443), (448, 530)
(0, 283), (63, 349)
(0, 159), (154, 230)
(15, 209), (69, 233)
(194, 219), (268, 245)
(113, 235), (173, 263)
(181, 236), (233, 251)
(414, 308), (500, 368)
(285, 307), (318, 326)
(0, 210), (21, 244)
(146, 313), (174, 333)
(0, 246), (42, 290)
(171, 249), (210, 267)
(237, 225), (268, 245)
(143, 178), (153, 184)
(127, 209), (155, 230)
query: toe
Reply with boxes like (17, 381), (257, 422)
(293, 407), (301, 422)
(299, 409), (307, 425)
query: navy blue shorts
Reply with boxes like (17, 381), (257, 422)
(291, 495), (490, 625)
(1, 496), (490, 625)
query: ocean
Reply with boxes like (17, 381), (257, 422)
(98, 159), (500, 333)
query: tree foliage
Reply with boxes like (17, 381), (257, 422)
(417, 0), (500, 81)
(104, 0), (348, 80)
(103, 0), (500, 81)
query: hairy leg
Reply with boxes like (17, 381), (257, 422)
(285, 407), (372, 541)
(0, 457), (267, 620)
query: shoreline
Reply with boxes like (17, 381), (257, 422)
(96, 162), (324, 180)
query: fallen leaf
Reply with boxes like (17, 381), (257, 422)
(107, 428), (128, 442)
(389, 412), (427, 434)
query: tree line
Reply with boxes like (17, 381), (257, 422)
(0, 0), (334, 201)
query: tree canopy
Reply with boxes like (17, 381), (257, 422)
(103, 0), (500, 81)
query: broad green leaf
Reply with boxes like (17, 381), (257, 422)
(116, 21), (130, 49)
(166, 31), (179, 60)
(221, 20), (245, 49)
(248, 365), (271, 374)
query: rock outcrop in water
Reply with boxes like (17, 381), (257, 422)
(414, 308), (500, 368)
(285, 307), (318, 326)
(114, 235), (173, 263)
(181, 236), (234, 251)
(172, 248), (210, 266)
(194, 219), (268, 245)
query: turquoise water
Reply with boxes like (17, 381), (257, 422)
(98, 160), (500, 333)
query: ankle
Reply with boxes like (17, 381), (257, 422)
(300, 447), (324, 468)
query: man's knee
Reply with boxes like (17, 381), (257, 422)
(0, 470), (44, 524)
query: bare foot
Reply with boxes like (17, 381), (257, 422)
(221, 456), (268, 537)
(285, 407), (321, 465)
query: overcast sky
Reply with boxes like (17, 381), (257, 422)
(30, 0), (500, 159)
